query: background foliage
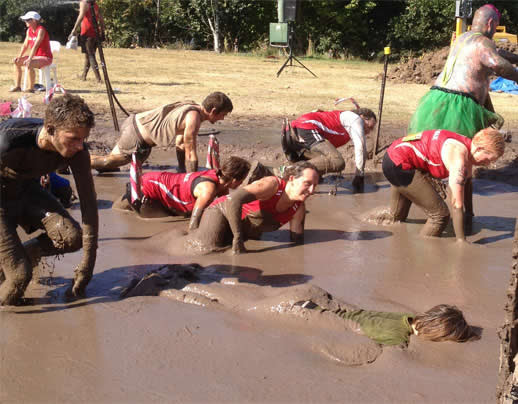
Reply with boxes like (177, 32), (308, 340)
(1, 0), (517, 58)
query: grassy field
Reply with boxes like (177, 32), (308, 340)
(1, 42), (517, 128)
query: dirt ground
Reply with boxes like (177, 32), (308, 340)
(1, 43), (518, 403)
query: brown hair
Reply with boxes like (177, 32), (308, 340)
(45, 94), (95, 130)
(283, 161), (319, 181)
(472, 128), (505, 158)
(353, 107), (377, 122)
(412, 304), (480, 343)
(217, 156), (250, 183)
(202, 92), (233, 114)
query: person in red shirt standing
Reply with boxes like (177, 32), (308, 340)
(377, 128), (504, 241)
(10, 11), (53, 93)
(69, 0), (105, 82)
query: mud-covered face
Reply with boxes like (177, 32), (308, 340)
(288, 168), (319, 202)
(472, 148), (499, 166)
(51, 126), (90, 158)
(362, 117), (377, 135)
(208, 109), (229, 124)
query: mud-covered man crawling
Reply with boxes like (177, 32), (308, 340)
(0, 94), (98, 305)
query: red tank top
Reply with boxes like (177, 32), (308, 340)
(28, 25), (52, 59)
(211, 178), (301, 226)
(141, 170), (218, 213)
(292, 110), (351, 148)
(387, 130), (472, 179)
(81, 1), (100, 38)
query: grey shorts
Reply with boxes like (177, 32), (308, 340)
(116, 114), (152, 161)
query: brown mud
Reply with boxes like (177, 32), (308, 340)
(384, 43), (518, 85)
(2, 110), (518, 402)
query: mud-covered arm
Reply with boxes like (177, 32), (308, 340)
(183, 111), (200, 172)
(481, 42), (518, 83)
(189, 181), (217, 231)
(289, 202), (306, 244)
(68, 148), (99, 295)
(497, 48), (518, 66)
(443, 141), (470, 241)
(340, 111), (366, 176)
(225, 176), (279, 254)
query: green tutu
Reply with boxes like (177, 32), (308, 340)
(408, 88), (504, 138)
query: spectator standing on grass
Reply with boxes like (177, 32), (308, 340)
(69, 0), (105, 83)
(10, 11), (53, 93)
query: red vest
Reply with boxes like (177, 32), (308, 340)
(387, 130), (472, 179)
(141, 170), (218, 213)
(28, 25), (52, 59)
(292, 110), (351, 148)
(211, 178), (301, 226)
(81, 1), (100, 38)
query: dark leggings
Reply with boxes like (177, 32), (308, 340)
(382, 153), (450, 237)
(0, 181), (82, 305)
(81, 36), (101, 82)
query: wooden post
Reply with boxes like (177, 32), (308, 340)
(497, 220), (518, 403)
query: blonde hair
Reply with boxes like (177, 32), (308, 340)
(472, 128), (505, 158)
(413, 304), (480, 343)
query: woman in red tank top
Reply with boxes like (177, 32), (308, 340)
(69, 0), (105, 82)
(10, 11), (53, 93)
(373, 128), (505, 241)
(186, 162), (319, 255)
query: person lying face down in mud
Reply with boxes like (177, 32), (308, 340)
(279, 107), (377, 192)
(121, 263), (479, 364)
(113, 156), (250, 230)
(0, 94), (98, 305)
(372, 128), (504, 242)
(90, 92), (233, 173)
(186, 162), (319, 254)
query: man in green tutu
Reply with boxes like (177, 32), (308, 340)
(408, 4), (518, 138)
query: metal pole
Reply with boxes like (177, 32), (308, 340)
(88, 0), (122, 131)
(374, 46), (390, 156)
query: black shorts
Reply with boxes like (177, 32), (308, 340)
(382, 152), (415, 187)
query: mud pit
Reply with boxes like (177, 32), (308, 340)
(1, 115), (518, 402)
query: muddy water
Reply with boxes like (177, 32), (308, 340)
(1, 150), (517, 402)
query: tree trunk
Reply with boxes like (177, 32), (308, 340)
(154, 0), (160, 45)
(207, 0), (221, 53)
(497, 220), (518, 403)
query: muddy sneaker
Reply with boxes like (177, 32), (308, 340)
(95, 167), (121, 174)
(242, 160), (273, 186)
(294, 300), (318, 309)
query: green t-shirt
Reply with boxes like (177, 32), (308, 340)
(336, 309), (414, 346)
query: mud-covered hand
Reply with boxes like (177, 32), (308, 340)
(65, 265), (93, 299)
(352, 175), (364, 193)
(451, 206), (466, 242)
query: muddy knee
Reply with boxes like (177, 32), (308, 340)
(42, 213), (83, 253)
(421, 208), (450, 237)
(0, 259), (32, 305)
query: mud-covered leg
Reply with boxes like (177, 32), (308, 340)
(185, 207), (232, 253)
(302, 140), (345, 176)
(389, 186), (412, 221)
(399, 171), (450, 237)
(0, 214), (33, 306)
(91, 151), (131, 172)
